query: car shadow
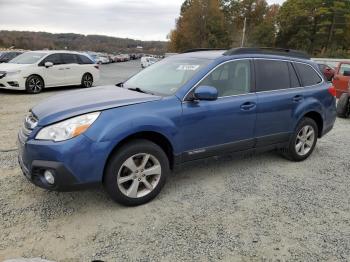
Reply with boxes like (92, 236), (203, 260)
(0, 85), (86, 95)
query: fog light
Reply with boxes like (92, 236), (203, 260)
(44, 170), (55, 185)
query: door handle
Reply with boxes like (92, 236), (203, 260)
(65, 68), (70, 70)
(58, 68), (65, 70)
(240, 102), (256, 111)
(293, 95), (304, 102)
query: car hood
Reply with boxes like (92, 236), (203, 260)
(31, 86), (162, 126)
(0, 63), (31, 71)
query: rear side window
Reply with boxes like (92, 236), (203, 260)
(294, 63), (322, 86)
(62, 53), (78, 64)
(288, 63), (300, 88)
(78, 54), (94, 64)
(255, 60), (290, 91)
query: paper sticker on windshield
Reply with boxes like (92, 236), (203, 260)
(176, 65), (200, 71)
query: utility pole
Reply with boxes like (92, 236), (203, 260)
(241, 17), (247, 47)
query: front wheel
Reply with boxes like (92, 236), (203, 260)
(25, 75), (44, 94)
(81, 73), (93, 88)
(282, 117), (318, 162)
(103, 139), (169, 206)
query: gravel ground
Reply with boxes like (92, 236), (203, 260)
(1, 61), (350, 261)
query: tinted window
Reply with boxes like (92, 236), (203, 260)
(288, 63), (300, 88)
(78, 54), (94, 64)
(41, 54), (63, 65)
(255, 60), (290, 91)
(339, 64), (350, 75)
(198, 60), (251, 97)
(62, 53), (78, 64)
(294, 63), (322, 86)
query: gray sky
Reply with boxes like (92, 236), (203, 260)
(0, 0), (285, 41)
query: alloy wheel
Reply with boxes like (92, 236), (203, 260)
(117, 153), (162, 198)
(28, 77), (43, 93)
(83, 74), (93, 87)
(295, 125), (315, 156)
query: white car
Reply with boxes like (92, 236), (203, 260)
(141, 56), (157, 68)
(0, 50), (100, 93)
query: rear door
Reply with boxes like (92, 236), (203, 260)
(254, 59), (302, 147)
(61, 53), (81, 85)
(333, 62), (350, 98)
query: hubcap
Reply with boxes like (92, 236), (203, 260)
(295, 125), (315, 156)
(28, 77), (42, 92)
(117, 153), (161, 198)
(83, 74), (93, 87)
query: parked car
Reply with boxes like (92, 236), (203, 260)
(0, 50), (99, 93)
(317, 63), (335, 81)
(336, 79), (350, 118)
(332, 61), (350, 98)
(18, 48), (336, 206)
(95, 55), (110, 64)
(113, 54), (123, 62)
(0, 51), (24, 63)
(141, 56), (157, 68)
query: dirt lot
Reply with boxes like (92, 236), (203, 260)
(1, 61), (350, 261)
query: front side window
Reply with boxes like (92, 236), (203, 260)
(294, 63), (322, 86)
(255, 60), (290, 92)
(124, 58), (211, 96)
(198, 60), (251, 97)
(8, 52), (47, 64)
(41, 54), (63, 65)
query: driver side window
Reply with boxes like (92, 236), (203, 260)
(41, 54), (63, 66)
(198, 60), (251, 97)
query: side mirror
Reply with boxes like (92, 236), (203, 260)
(44, 61), (53, 68)
(115, 82), (124, 87)
(193, 86), (218, 101)
(343, 70), (350, 77)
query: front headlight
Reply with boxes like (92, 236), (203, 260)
(36, 112), (100, 142)
(6, 70), (21, 76)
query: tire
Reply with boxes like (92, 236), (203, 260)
(282, 117), (318, 162)
(81, 73), (93, 88)
(103, 139), (169, 206)
(336, 93), (350, 118)
(25, 75), (44, 94)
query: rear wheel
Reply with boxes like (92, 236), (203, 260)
(104, 139), (169, 206)
(25, 75), (44, 94)
(81, 73), (93, 88)
(336, 93), (350, 118)
(282, 117), (318, 162)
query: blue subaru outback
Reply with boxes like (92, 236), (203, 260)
(18, 48), (336, 206)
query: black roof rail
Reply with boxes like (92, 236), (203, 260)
(183, 48), (226, 53)
(223, 47), (310, 60)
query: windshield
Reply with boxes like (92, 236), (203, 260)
(124, 58), (211, 96)
(9, 52), (47, 64)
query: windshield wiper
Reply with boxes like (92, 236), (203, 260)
(127, 87), (154, 95)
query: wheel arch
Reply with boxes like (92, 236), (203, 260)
(302, 111), (324, 138)
(102, 131), (175, 182)
(26, 74), (45, 87)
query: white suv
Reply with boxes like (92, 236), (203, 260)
(0, 51), (100, 94)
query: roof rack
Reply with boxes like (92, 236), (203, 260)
(223, 47), (310, 60)
(183, 48), (226, 53)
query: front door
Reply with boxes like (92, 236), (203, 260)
(39, 54), (66, 87)
(181, 59), (257, 161)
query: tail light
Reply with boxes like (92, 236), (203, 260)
(94, 65), (99, 70)
(328, 86), (336, 97)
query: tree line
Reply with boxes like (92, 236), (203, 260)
(0, 31), (167, 54)
(168, 0), (350, 57)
